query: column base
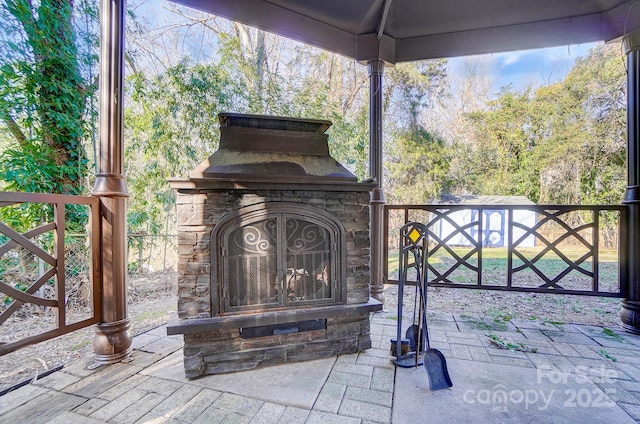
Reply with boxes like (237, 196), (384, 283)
(93, 318), (133, 364)
(370, 188), (386, 305)
(370, 284), (385, 304)
(620, 300), (640, 334)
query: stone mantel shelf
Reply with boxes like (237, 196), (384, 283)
(167, 298), (383, 335)
(168, 177), (377, 193)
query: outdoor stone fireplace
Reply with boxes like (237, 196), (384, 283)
(167, 113), (381, 377)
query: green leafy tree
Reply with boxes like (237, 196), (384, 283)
(0, 0), (92, 193)
(562, 44), (626, 205)
(384, 60), (450, 202)
(385, 60), (448, 128)
(386, 127), (450, 203)
(326, 105), (369, 180)
(465, 88), (540, 200)
(125, 60), (245, 234)
(459, 43), (625, 208)
(522, 44), (626, 205)
(0, 0), (96, 231)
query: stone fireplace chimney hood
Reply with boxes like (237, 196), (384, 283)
(189, 113), (357, 183)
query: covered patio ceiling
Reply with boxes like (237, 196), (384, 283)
(168, 0), (640, 63)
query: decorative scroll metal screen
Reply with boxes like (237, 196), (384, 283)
(227, 218), (279, 308)
(384, 204), (626, 297)
(215, 204), (341, 314)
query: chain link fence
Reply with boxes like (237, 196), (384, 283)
(0, 233), (178, 317)
(127, 234), (178, 275)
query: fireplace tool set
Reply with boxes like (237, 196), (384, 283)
(392, 222), (453, 391)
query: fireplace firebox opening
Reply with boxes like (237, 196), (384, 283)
(212, 202), (347, 315)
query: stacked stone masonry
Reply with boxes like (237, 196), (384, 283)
(173, 188), (375, 375)
(176, 189), (371, 318)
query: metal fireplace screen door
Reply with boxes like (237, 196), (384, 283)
(222, 212), (336, 313)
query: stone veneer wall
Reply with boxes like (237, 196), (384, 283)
(181, 313), (372, 377)
(174, 188), (374, 377)
(176, 189), (371, 318)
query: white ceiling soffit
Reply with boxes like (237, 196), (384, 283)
(169, 0), (640, 63)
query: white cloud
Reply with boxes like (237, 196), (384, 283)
(448, 42), (600, 95)
(498, 52), (524, 68)
(541, 43), (597, 62)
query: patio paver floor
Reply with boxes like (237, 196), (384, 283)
(2, 308), (640, 423)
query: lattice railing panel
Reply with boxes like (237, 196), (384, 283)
(0, 193), (101, 355)
(385, 204), (625, 297)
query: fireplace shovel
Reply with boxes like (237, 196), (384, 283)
(418, 275), (452, 391)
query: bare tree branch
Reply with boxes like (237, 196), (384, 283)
(0, 108), (28, 147)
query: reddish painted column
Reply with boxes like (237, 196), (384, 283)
(621, 30), (640, 334)
(92, 0), (132, 363)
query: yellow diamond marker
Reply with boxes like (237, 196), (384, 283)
(408, 228), (421, 244)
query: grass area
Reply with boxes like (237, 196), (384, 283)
(135, 307), (171, 322)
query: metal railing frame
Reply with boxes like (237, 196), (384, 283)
(384, 204), (627, 298)
(0, 192), (102, 355)
(0, 197), (630, 355)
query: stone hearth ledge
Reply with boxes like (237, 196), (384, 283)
(166, 298), (382, 335)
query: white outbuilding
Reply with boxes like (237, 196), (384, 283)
(433, 195), (537, 248)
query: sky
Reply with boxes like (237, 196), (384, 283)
(130, 0), (600, 97)
(449, 42), (599, 94)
